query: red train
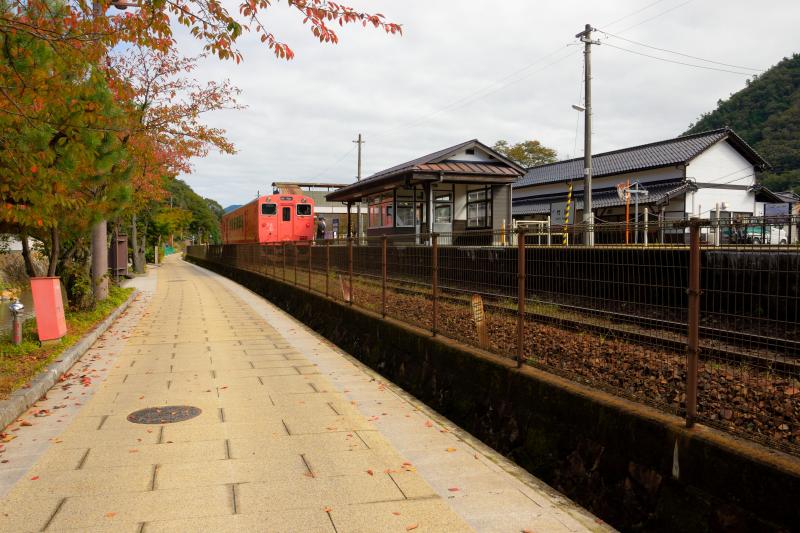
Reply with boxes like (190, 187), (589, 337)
(221, 194), (315, 244)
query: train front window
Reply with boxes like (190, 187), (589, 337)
(296, 204), (311, 216)
(282, 207), (291, 221)
(261, 203), (277, 216)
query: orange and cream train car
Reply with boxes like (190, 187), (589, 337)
(221, 194), (315, 244)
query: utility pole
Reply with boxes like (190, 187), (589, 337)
(576, 23), (599, 246)
(90, 0), (109, 301)
(353, 133), (364, 240)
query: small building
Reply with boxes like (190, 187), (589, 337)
(512, 128), (774, 241)
(326, 140), (525, 242)
(272, 182), (364, 238)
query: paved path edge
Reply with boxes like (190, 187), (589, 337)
(0, 289), (139, 431)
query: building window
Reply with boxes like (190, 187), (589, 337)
(384, 204), (393, 227)
(435, 204), (452, 224)
(467, 187), (492, 228)
(296, 204), (312, 216)
(262, 203), (276, 215)
(396, 201), (414, 227)
(367, 194), (394, 228)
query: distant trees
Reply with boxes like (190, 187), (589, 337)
(686, 54), (800, 194)
(493, 140), (558, 168)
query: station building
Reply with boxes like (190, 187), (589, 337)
(326, 140), (525, 243)
(512, 128), (782, 240)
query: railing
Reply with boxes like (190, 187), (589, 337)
(187, 215), (800, 456)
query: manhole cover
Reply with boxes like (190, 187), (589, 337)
(127, 406), (202, 424)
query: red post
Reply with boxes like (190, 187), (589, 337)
(382, 235), (388, 318)
(282, 242), (287, 281)
(686, 220), (701, 427)
(432, 233), (438, 336)
(517, 229), (526, 368)
(308, 242), (312, 290)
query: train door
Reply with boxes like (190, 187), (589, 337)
(278, 196), (294, 241)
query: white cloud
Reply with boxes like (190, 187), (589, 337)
(175, 0), (800, 207)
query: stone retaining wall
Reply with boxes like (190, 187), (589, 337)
(186, 255), (800, 532)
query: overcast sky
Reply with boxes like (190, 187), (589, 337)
(173, 0), (800, 207)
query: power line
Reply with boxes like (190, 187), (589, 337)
(600, 0), (669, 29)
(307, 145), (355, 180)
(599, 31), (763, 72)
(373, 46), (579, 141)
(603, 42), (755, 76)
(615, 0), (694, 34)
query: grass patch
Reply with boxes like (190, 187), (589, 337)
(0, 286), (133, 400)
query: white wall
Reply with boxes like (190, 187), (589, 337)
(685, 141), (756, 186)
(684, 140), (757, 216)
(453, 184), (467, 220)
(447, 147), (497, 163)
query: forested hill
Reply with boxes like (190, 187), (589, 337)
(685, 53), (800, 194)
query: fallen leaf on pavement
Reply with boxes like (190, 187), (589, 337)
(30, 476), (39, 481)
(366, 469), (374, 476)
(406, 524), (418, 531)
(445, 447), (456, 452)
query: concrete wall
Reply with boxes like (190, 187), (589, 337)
(186, 253), (800, 532)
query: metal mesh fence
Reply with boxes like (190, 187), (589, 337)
(186, 215), (800, 456)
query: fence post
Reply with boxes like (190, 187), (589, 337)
(308, 242), (312, 290)
(294, 242), (298, 286)
(282, 242), (287, 281)
(325, 239), (330, 298)
(348, 237), (353, 306)
(382, 235), (387, 318)
(432, 233), (438, 336)
(517, 228), (526, 368)
(686, 220), (701, 428)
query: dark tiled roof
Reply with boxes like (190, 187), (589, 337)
(513, 180), (694, 216)
(514, 128), (768, 189)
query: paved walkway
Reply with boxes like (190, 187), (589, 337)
(0, 256), (607, 532)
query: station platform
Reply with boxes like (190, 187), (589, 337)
(0, 255), (607, 532)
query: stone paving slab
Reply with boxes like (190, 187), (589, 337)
(0, 256), (611, 532)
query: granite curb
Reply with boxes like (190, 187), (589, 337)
(0, 289), (139, 431)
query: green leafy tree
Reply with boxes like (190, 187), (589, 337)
(0, 2), (132, 308)
(493, 140), (558, 168)
(686, 54), (800, 193)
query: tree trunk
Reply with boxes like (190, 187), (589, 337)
(130, 213), (145, 274)
(91, 220), (109, 300)
(47, 226), (59, 277)
(19, 232), (37, 278)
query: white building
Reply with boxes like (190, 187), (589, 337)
(512, 128), (784, 242)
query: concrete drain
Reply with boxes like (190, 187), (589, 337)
(127, 406), (202, 424)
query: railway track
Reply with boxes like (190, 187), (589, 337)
(330, 269), (800, 375)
